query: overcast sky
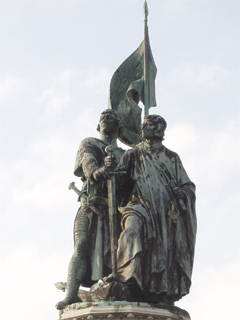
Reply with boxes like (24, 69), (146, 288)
(0, 1), (239, 319)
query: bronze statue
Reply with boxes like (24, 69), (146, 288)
(105, 114), (196, 304)
(56, 109), (124, 310)
(55, 3), (196, 316)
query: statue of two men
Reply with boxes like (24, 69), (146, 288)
(56, 111), (196, 309)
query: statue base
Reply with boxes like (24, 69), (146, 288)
(57, 302), (191, 320)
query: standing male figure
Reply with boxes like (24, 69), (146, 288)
(56, 109), (124, 310)
(112, 114), (196, 304)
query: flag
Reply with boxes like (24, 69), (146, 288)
(108, 35), (157, 146)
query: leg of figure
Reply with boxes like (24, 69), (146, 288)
(117, 214), (143, 268)
(114, 214), (146, 301)
(56, 211), (89, 310)
(105, 214), (143, 281)
(117, 215), (144, 287)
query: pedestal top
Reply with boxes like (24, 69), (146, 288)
(57, 301), (190, 320)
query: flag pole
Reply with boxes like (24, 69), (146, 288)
(143, 0), (149, 116)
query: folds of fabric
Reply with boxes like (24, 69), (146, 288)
(116, 143), (196, 299)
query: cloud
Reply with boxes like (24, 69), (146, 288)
(166, 119), (240, 269)
(1, 135), (79, 211)
(165, 122), (197, 156)
(0, 243), (70, 320)
(178, 260), (240, 319)
(81, 67), (111, 95)
(169, 63), (231, 90)
(162, 0), (190, 19)
(0, 66), (111, 133)
(0, 66), (113, 252)
(33, 67), (111, 122)
(0, 74), (32, 105)
(165, 119), (240, 183)
(35, 69), (74, 120)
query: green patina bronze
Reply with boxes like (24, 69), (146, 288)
(55, 1), (196, 314)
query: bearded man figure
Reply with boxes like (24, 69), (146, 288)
(112, 114), (196, 305)
(56, 109), (124, 310)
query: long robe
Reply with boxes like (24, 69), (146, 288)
(73, 137), (124, 286)
(116, 142), (196, 301)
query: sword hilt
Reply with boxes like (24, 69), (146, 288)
(104, 145), (116, 174)
(68, 182), (81, 196)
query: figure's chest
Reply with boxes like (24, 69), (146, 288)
(132, 150), (177, 180)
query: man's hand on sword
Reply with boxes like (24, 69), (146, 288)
(93, 167), (110, 181)
(104, 155), (116, 168)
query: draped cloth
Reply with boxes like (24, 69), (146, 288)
(116, 142), (196, 301)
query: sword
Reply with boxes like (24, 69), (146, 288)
(68, 181), (81, 196)
(104, 145), (126, 278)
(105, 145), (118, 278)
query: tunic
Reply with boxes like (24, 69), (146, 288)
(73, 137), (124, 286)
(116, 141), (196, 300)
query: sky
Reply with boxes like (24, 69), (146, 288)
(0, 0), (239, 319)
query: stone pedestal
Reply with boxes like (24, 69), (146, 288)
(57, 302), (190, 320)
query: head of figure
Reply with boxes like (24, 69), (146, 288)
(142, 114), (167, 141)
(97, 109), (123, 135)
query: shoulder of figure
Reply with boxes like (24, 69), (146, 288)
(162, 145), (179, 159)
(79, 137), (106, 148)
(121, 145), (142, 162)
(120, 147), (135, 158)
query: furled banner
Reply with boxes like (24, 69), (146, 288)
(108, 35), (157, 146)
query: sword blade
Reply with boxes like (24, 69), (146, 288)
(107, 174), (118, 277)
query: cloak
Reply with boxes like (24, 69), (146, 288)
(116, 142), (196, 300)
